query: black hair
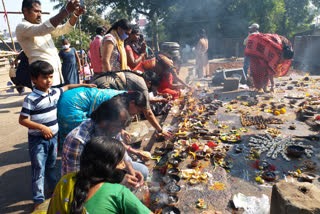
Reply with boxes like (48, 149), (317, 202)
(71, 137), (126, 214)
(130, 24), (140, 35)
(90, 98), (131, 126)
(199, 28), (207, 39)
(61, 38), (69, 45)
(283, 44), (294, 60)
(116, 91), (147, 109)
(29, 60), (53, 79)
(22, 0), (41, 12)
(96, 26), (105, 35)
(106, 19), (131, 34)
(143, 70), (161, 87)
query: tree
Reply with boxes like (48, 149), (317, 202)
(53, 28), (91, 51)
(163, 0), (315, 44)
(50, 0), (109, 38)
(99, 0), (176, 51)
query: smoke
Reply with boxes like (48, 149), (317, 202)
(293, 35), (320, 73)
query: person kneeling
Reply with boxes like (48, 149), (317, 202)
(48, 136), (152, 214)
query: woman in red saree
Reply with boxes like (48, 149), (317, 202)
(245, 33), (293, 92)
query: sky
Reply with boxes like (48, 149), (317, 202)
(0, 0), (58, 33)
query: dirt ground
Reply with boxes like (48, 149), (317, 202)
(0, 62), (194, 213)
(1, 59), (319, 214)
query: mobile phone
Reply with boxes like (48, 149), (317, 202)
(80, 0), (85, 8)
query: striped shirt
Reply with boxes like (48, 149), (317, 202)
(20, 87), (64, 136)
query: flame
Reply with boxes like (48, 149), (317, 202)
(306, 73), (310, 77)
(183, 118), (188, 127)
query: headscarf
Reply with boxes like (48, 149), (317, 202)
(110, 29), (129, 70)
(47, 173), (87, 214)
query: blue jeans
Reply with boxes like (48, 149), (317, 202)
(28, 134), (58, 204)
(132, 161), (149, 180)
(125, 155), (149, 179)
(243, 56), (250, 77)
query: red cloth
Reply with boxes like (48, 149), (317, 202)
(125, 45), (145, 71)
(250, 56), (270, 89)
(245, 33), (292, 77)
(158, 72), (180, 100)
(89, 36), (103, 73)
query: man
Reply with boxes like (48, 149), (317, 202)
(16, 0), (86, 87)
(195, 29), (209, 78)
(243, 23), (260, 77)
(89, 26), (106, 75)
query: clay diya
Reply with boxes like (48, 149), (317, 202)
(165, 182), (181, 195)
(213, 152), (226, 160)
(196, 151), (206, 159)
(167, 167), (180, 175)
(262, 171), (277, 182)
(178, 151), (189, 159)
(222, 158), (233, 169)
(154, 147), (166, 156)
(259, 161), (271, 170)
(191, 160), (200, 167)
(287, 145), (305, 158)
(168, 157), (182, 167)
(304, 160), (317, 170)
(167, 195), (179, 206)
(234, 145), (243, 153)
(163, 174), (180, 184)
(162, 206), (181, 214)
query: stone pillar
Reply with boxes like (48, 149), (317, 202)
(270, 182), (320, 214)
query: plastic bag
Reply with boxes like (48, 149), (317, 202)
(233, 193), (270, 214)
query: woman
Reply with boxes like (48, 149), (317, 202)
(57, 88), (146, 145)
(125, 25), (147, 71)
(154, 54), (185, 100)
(11, 51), (32, 94)
(48, 137), (152, 214)
(91, 70), (173, 139)
(61, 99), (149, 181)
(245, 33), (293, 92)
(101, 19), (132, 72)
(59, 39), (81, 85)
(195, 29), (209, 78)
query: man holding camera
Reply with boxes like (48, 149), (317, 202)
(16, 0), (86, 87)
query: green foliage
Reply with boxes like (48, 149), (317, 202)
(50, 0), (109, 38)
(50, 0), (317, 49)
(53, 27), (91, 51)
(163, 0), (315, 44)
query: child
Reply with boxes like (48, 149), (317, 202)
(18, 60), (95, 209)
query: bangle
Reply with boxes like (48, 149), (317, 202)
(65, 8), (70, 15)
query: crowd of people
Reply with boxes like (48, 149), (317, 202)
(16, 0), (189, 213)
(14, 0), (294, 213)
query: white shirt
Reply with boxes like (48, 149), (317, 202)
(243, 31), (259, 46)
(16, 19), (75, 86)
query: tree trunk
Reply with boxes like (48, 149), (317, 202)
(151, 15), (159, 52)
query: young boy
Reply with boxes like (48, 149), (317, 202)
(19, 60), (95, 208)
